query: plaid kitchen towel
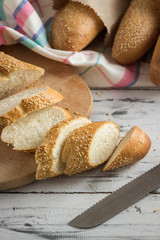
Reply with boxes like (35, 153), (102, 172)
(0, 0), (154, 88)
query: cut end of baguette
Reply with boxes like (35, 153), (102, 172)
(0, 86), (63, 127)
(63, 121), (120, 176)
(103, 126), (151, 171)
(1, 106), (71, 151)
(0, 51), (44, 99)
(35, 116), (92, 180)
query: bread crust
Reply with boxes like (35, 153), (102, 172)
(35, 117), (92, 180)
(21, 87), (63, 112)
(63, 122), (120, 176)
(150, 36), (160, 86)
(0, 51), (44, 81)
(36, 159), (55, 180)
(0, 105), (25, 127)
(0, 87), (64, 127)
(112, 0), (160, 65)
(51, 1), (104, 51)
(103, 126), (151, 171)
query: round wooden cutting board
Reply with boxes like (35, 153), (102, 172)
(0, 44), (93, 191)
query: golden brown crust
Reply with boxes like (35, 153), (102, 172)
(0, 51), (44, 80)
(36, 159), (56, 180)
(36, 117), (80, 163)
(35, 117), (91, 179)
(112, 0), (160, 65)
(21, 88), (63, 112)
(51, 1), (104, 51)
(0, 105), (25, 127)
(63, 122), (119, 176)
(0, 87), (64, 127)
(103, 126), (151, 171)
(150, 36), (160, 86)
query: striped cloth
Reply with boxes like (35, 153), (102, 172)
(0, 0), (154, 88)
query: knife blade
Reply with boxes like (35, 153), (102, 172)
(69, 163), (160, 229)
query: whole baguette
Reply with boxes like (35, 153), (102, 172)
(103, 126), (151, 171)
(0, 52), (44, 99)
(150, 36), (160, 86)
(112, 0), (160, 65)
(0, 86), (63, 127)
(51, 1), (104, 51)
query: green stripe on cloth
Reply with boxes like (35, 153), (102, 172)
(0, 0), (6, 20)
(19, 37), (37, 49)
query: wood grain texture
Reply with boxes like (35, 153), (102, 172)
(0, 194), (160, 239)
(0, 44), (93, 191)
(0, 89), (160, 239)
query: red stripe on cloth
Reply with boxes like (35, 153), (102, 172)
(15, 1), (34, 28)
(0, 26), (7, 45)
(63, 52), (75, 64)
(113, 64), (137, 87)
(95, 66), (115, 86)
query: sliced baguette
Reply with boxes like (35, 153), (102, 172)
(1, 106), (71, 151)
(0, 51), (44, 99)
(36, 116), (92, 180)
(103, 126), (151, 171)
(62, 122), (120, 176)
(0, 86), (63, 127)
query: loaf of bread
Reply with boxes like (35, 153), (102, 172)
(103, 126), (151, 171)
(150, 36), (160, 86)
(0, 52), (44, 99)
(1, 106), (71, 151)
(62, 122), (120, 176)
(35, 117), (92, 180)
(51, 1), (104, 51)
(112, 0), (160, 65)
(0, 86), (63, 127)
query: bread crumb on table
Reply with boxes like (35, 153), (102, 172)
(74, 111), (80, 115)
(153, 209), (159, 213)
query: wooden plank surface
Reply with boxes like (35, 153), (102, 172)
(0, 89), (160, 239)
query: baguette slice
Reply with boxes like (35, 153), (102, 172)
(36, 116), (92, 180)
(1, 106), (71, 151)
(112, 0), (160, 64)
(0, 86), (63, 127)
(51, 1), (104, 51)
(103, 126), (151, 171)
(150, 36), (160, 86)
(0, 51), (44, 99)
(62, 122), (120, 176)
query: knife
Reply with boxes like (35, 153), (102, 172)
(69, 163), (160, 229)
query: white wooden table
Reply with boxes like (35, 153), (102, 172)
(0, 88), (160, 239)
